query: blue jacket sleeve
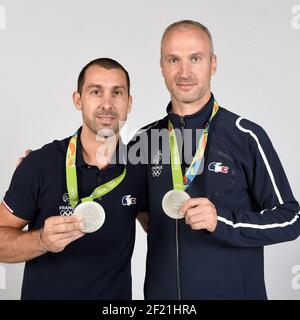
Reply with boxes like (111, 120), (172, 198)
(212, 119), (300, 247)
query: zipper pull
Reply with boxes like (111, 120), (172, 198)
(179, 116), (185, 130)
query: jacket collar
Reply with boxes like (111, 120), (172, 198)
(167, 93), (215, 130)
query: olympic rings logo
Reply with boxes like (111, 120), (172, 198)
(152, 169), (161, 177)
(151, 165), (163, 178)
(60, 209), (74, 216)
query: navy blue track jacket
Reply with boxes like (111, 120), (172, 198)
(132, 95), (300, 300)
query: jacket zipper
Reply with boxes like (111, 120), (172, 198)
(176, 115), (185, 300)
(176, 220), (181, 300)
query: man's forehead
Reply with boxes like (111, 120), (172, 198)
(84, 66), (127, 86)
(162, 28), (211, 56)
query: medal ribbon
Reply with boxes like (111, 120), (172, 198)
(66, 132), (126, 208)
(169, 101), (219, 191)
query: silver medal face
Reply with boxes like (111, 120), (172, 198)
(162, 190), (190, 219)
(74, 201), (105, 233)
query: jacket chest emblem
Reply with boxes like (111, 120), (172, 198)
(151, 150), (163, 177)
(208, 162), (229, 174)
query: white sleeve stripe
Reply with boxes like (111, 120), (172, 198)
(260, 206), (277, 215)
(218, 214), (299, 229)
(2, 200), (14, 213)
(236, 117), (283, 204)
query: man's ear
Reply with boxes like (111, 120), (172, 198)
(211, 55), (217, 75)
(73, 91), (82, 111)
(160, 59), (165, 78)
(127, 95), (133, 114)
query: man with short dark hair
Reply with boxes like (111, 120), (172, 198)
(0, 58), (147, 299)
(136, 20), (300, 299)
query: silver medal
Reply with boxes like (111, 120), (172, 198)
(74, 201), (105, 233)
(162, 190), (190, 219)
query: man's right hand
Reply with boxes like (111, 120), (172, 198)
(40, 215), (84, 253)
(16, 149), (32, 167)
(17, 150), (85, 253)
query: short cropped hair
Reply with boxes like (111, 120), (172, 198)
(77, 58), (130, 95)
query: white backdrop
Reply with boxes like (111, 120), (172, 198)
(0, 0), (299, 299)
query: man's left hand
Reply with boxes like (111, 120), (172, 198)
(180, 197), (217, 232)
